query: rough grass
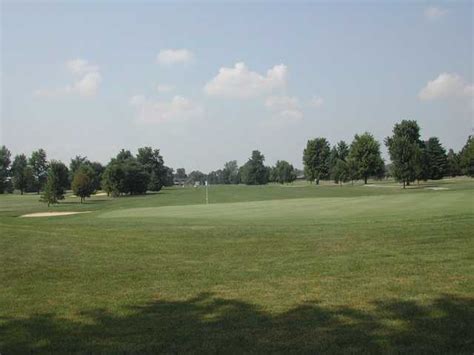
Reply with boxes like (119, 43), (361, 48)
(0, 178), (473, 353)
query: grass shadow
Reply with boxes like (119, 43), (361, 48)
(1, 294), (472, 353)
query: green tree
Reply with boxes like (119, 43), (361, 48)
(69, 155), (89, 184)
(102, 152), (149, 196)
(424, 137), (447, 180)
(72, 169), (94, 203)
(137, 147), (165, 191)
(175, 168), (187, 180)
(40, 161), (69, 206)
(223, 160), (240, 184)
(272, 160), (296, 184)
(29, 149), (49, 193)
(0, 146), (11, 194)
(332, 159), (349, 186)
(346, 158), (359, 185)
(446, 149), (461, 177)
(11, 154), (28, 194)
(385, 120), (421, 188)
(459, 136), (474, 177)
(50, 160), (70, 195)
(187, 170), (206, 185)
(162, 166), (175, 187)
(303, 138), (331, 184)
(349, 133), (384, 184)
(240, 150), (269, 185)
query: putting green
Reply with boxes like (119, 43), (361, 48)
(100, 190), (466, 224)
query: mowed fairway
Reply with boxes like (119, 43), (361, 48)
(1, 179), (473, 353)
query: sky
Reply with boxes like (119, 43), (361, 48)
(1, 1), (473, 172)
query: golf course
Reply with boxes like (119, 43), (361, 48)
(1, 178), (473, 353)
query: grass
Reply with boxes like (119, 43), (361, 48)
(1, 178), (473, 353)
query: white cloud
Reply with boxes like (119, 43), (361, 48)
(309, 96), (324, 108)
(156, 49), (194, 65)
(204, 62), (287, 98)
(156, 84), (174, 93)
(265, 95), (302, 122)
(130, 95), (204, 124)
(66, 58), (99, 75)
(418, 73), (473, 100)
(424, 6), (447, 20)
(34, 58), (101, 98)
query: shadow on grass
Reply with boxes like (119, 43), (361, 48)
(1, 294), (472, 353)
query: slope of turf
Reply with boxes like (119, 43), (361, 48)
(1, 179), (473, 353)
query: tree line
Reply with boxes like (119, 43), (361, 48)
(0, 119), (472, 203)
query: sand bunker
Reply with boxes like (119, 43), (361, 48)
(94, 192), (108, 196)
(425, 187), (449, 190)
(20, 211), (92, 218)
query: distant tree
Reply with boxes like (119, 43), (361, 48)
(11, 154), (28, 194)
(446, 149), (461, 177)
(50, 160), (70, 194)
(69, 155), (89, 183)
(385, 120), (421, 188)
(102, 153), (149, 196)
(272, 160), (296, 184)
(162, 166), (175, 187)
(89, 161), (105, 191)
(40, 161), (69, 205)
(24, 166), (37, 193)
(424, 137), (447, 180)
(137, 147), (165, 191)
(175, 168), (187, 180)
(329, 141), (350, 183)
(346, 158), (359, 185)
(72, 168), (94, 203)
(459, 136), (474, 177)
(28, 149), (49, 193)
(207, 169), (224, 184)
(332, 159), (349, 185)
(187, 170), (207, 184)
(0, 146), (11, 194)
(349, 132), (384, 184)
(223, 160), (240, 184)
(303, 138), (331, 184)
(41, 170), (60, 206)
(240, 150), (269, 185)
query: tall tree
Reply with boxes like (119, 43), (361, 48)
(11, 154), (28, 194)
(385, 120), (421, 188)
(69, 155), (89, 183)
(349, 133), (384, 184)
(303, 138), (331, 184)
(72, 168), (94, 203)
(446, 149), (461, 177)
(0, 146), (11, 194)
(40, 161), (69, 205)
(29, 149), (48, 193)
(272, 160), (296, 184)
(50, 160), (70, 195)
(137, 147), (165, 191)
(223, 160), (240, 184)
(240, 150), (269, 185)
(162, 166), (175, 187)
(459, 136), (474, 177)
(424, 137), (447, 180)
(175, 168), (187, 180)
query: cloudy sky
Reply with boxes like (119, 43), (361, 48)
(1, 1), (472, 172)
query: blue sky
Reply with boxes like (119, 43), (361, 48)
(2, 1), (473, 172)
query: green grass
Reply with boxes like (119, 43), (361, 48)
(1, 178), (473, 353)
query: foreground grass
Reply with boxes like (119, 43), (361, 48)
(1, 179), (473, 353)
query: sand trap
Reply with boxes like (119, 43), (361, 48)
(425, 187), (449, 190)
(94, 192), (108, 196)
(20, 211), (92, 218)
